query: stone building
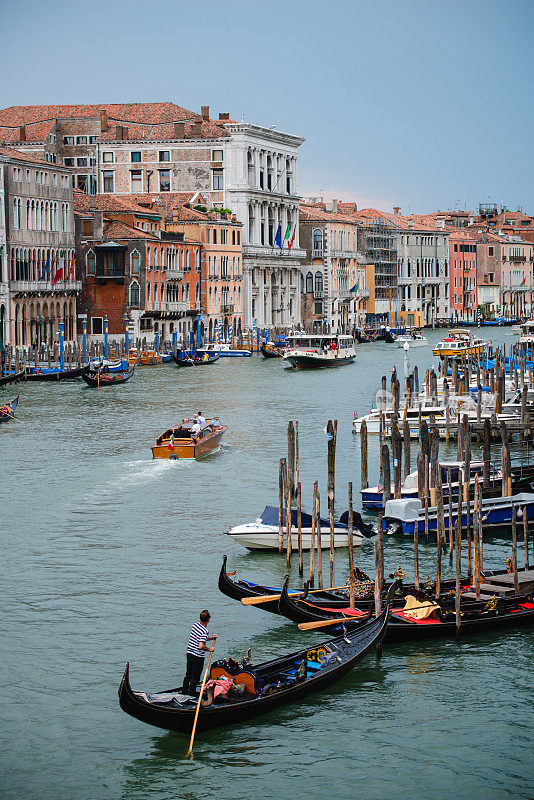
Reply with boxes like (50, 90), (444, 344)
(500, 235), (533, 319)
(298, 201), (366, 332)
(473, 232), (502, 316)
(0, 147), (78, 347)
(74, 194), (201, 344)
(0, 102), (305, 330)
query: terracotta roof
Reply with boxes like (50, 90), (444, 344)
(0, 102), (230, 143)
(126, 192), (206, 218)
(0, 145), (58, 166)
(102, 220), (159, 241)
(73, 191), (162, 217)
(299, 203), (358, 223)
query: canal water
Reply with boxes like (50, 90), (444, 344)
(1, 328), (532, 800)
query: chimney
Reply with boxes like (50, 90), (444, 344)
(174, 122), (186, 138)
(190, 121), (203, 138)
(100, 109), (108, 132)
(93, 210), (104, 241)
(19, 125), (26, 142)
(219, 112), (230, 121)
(436, 218), (445, 230)
(115, 125), (129, 140)
(393, 206), (401, 216)
(332, 199), (339, 213)
(201, 106), (210, 121)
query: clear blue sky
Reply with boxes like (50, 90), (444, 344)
(2, 0), (532, 214)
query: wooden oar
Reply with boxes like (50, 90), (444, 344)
(186, 648), (215, 759)
(298, 614), (369, 631)
(241, 584), (349, 605)
(1, 410), (22, 423)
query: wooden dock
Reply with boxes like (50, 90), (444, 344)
(463, 568), (534, 600)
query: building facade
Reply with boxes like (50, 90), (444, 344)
(397, 216), (450, 327)
(0, 161), (7, 345)
(0, 147), (78, 347)
(500, 235), (533, 319)
(449, 230), (478, 322)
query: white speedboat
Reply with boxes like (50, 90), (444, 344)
(283, 334), (356, 369)
(197, 343), (252, 357)
(519, 320), (534, 344)
(396, 331), (428, 348)
(226, 505), (371, 550)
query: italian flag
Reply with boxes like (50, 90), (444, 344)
(53, 250), (65, 285)
(288, 227), (296, 251)
(168, 434), (174, 450)
(350, 282), (360, 299)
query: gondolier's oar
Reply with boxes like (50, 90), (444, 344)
(241, 584), (350, 605)
(186, 647), (215, 759)
(298, 615), (369, 631)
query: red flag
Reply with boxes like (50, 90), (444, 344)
(288, 227), (296, 251)
(53, 251), (65, 285)
(521, 276), (526, 286)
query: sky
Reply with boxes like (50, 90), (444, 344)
(1, 0), (532, 214)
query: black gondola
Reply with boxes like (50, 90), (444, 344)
(0, 369), (25, 387)
(0, 395), (19, 423)
(81, 365), (135, 387)
(171, 352), (220, 367)
(24, 365), (86, 382)
(118, 587), (395, 734)
(277, 576), (534, 642)
(260, 343), (284, 359)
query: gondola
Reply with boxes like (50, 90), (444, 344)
(0, 369), (25, 387)
(0, 395), (19, 423)
(118, 586), (395, 734)
(260, 343), (284, 359)
(24, 365), (86, 382)
(81, 365), (135, 387)
(277, 576), (534, 642)
(218, 555), (476, 614)
(171, 352), (220, 367)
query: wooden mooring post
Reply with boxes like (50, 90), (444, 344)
(278, 458), (285, 553)
(348, 482), (355, 609)
(360, 419), (368, 490)
(297, 482), (303, 578)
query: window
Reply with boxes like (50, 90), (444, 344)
(12, 167), (22, 181)
(220, 229), (228, 245)
(131, 250), (140, 275)
(63, 136), (75, 145)
(86, 251), (96, 275)
(305, 272), (313, 293)
(102, 171), (114, 192)
(212, 149), (223, 161)
(102, 152), (114, 163)
(130, 170), (142, 192)
(314, 271), (323, 293)
(159, 169), (170, 192)
(212, 229), (217, 245)
(313, 229), (323, 251)
(76, 175), (88, 192)
(158, 150), (170, 162)
(89, 135), (98, 144)
(212, 169), (223, 190)
(26, 169), (30, 183)
(91, 317), (103, 334)
(488, 246), (494, 256)
(130, 151), (142, 163)
(129, 281), (140, 307)
(314, 301), (323, 315)
(76, 136), (88, 145)
(77, 157), (88, 167)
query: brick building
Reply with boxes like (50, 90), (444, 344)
(449, 230), (478, 322)
(0, 146), (78, 347)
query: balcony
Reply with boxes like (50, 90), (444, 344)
(166, 269), (184, 280)
(509, 255), (526, 262)
(312, 249), (324, 259)
(332, 249), (355, 259)
(166, 301), (189, 313)
(335, 289), (357, 299)
(10, 279), (82, 293)
(313, 290), (324, 299)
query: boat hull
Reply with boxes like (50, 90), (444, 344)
(285, 354), (355, 369)
(152, 429), (225, 460)
(226, 524), (363, 550)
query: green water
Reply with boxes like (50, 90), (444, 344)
(1, 328), (532, 800)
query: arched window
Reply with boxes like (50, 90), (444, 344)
(86, 250), (96, 275)
(129, 281), (140, 307)
(313, 229), (323, 251)
(315, 271), (323, 293)
(305, 271), (313, 293)
(131, 250), (140, 275)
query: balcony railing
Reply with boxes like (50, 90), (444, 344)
(509, 255), (526, 262)
(313, 289), (324, 299)
(10, 279), (82, 293)
(166, 301), (189, 313)
(165, 269), (184, 280)
(312, 249), (324, 259)
(332, 249), (355, 259)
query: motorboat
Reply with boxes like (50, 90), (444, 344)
(196, 343), (252, 358)
(383, 492), (534, 536)
(226, 505), (373, 551)
(432, 329), (487, 359)
(396, 331), (428, 348)
(283, 334), (356, 369)
(152, 418), (227, 459)
(519, 320), (534, 345)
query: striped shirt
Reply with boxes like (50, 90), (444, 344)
(187, 622), (209, 658)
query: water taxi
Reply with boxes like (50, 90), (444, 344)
(432, 329), (486, 359)
(283, 334), (356, 369)
(519, 320), (534, 344)
(152, 418), (227, 459)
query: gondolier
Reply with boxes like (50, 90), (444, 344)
(182, 610), (217, 696)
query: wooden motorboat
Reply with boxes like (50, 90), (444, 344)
(225, 505), (374, 551)
(81, 365), (135, 387)
(260, 343), (284, 359)
(278, 576), (534, 643)
(152, 418), (227, 460)
(283, 334), (356, 369)
(127, 349), (162, 365)
(171, 352), (220, 367)
(24, 365), (86, 381)
(0, 395), (19, 423)
(117, 590), (394, 734)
